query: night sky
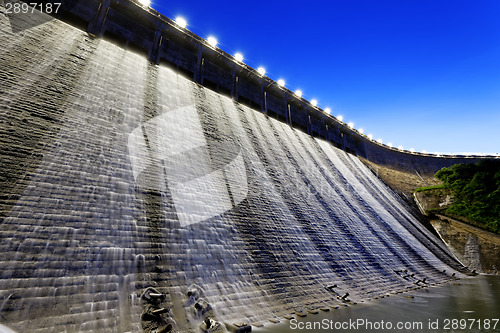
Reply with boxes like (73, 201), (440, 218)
(148, 0), (500, 155)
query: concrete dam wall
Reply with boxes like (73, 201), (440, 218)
(2, 0), (489, 176)
(0, 2), (471, 332)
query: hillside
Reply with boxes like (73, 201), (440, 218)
(434, 160), (500, 235)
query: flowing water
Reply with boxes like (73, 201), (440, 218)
(0, 5), (486, 332)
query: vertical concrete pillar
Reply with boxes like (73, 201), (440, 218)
(232, 65), (238, 100)
(260, 81), (265, 113)
(195, 46), (204, 85)
(285, 101), (289, 123)
(87, 0), (111, 37)
(321, 116), (326, 139)
(263, 91), (267, 114)
(287, 103), (292, 126)
(307, 113), (311, 135)
(149, 29), (163, 64)
(283, 97), (288, 123)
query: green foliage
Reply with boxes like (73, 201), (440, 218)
(435, 159), (500, 234)
(414, 184), (446, 192)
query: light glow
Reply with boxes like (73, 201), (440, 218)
(368, 134), (373, 140)
(295, 90), (303, 98)
(358, 128), (364, 134)
(234, 52), (244, 62)
(337, 115), (343, 122)
(207, 36), (218, 48)
(311, 99), (318, 106)
(277, 79), (285, 87)
(138, 0), (151, 6)
(410, 148), (415, 152)
(257, 67), (266, 76)
(348, 122), (354, 128)
(175, 16), (187, 28)
(387, 142), (393, 147)
(377, 138), (383, 144)
(324, 107), (331, 114)
(398, 145), (404, 150)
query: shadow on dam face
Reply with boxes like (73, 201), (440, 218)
(128, 103), (248, 227)
(0, 4), (472, 333)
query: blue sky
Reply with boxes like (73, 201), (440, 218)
(150, 0), (500, 155)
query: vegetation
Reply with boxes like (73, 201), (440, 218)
(435, 159), (500, 234)
(414, 184), (446, 192)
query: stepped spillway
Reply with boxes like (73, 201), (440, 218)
(0, 8), (467, 333)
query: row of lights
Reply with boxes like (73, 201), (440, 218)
(165, 14), (424, 154)
(172, 18), (308, 100)
(135, 3), (497, 156)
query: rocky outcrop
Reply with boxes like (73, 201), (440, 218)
(413, 188), (453, 215)
(431, 216), (500, 274)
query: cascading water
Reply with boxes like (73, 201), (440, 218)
(0, 6), (469, 333)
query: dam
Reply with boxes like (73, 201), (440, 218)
(0, 1), (492, 332)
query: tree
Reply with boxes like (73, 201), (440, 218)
(435, 159), (500, 234)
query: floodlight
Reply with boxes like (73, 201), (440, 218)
(368, 134), (373, 140)
(257, 67), (266, 76)
(337, 115), (343, 122)
(295, 90), (302, 98)
(277, 79), (285, 87)
(348, 122), (354, 128)
(138, 0), (151, 6)
(207, 36), (218, 48)
(234, 52), (244, 62)
(175, 16), (187, 28)
(358, 128), (364, 134)
(324, 107), (331, 114)
(311, 99), (318, 107)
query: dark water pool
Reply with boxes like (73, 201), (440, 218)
(254, 275), (500, 333)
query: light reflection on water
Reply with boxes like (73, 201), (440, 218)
(253, 275), (500, 332)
